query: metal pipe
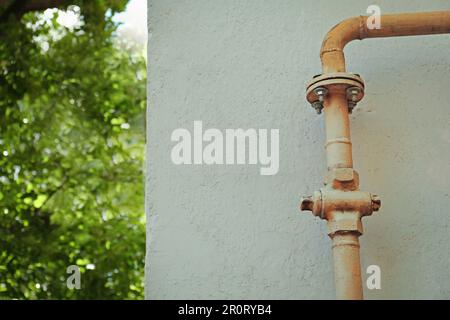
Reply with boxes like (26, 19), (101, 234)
(321, 11), (450, 73)
(331, 232), (363, 300)
(301, 10), (450, 300)
(323, 86), (353, 169)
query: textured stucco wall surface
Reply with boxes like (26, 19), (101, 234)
(146, 0), (450, 299)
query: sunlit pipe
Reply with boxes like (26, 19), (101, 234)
(301, 10), (450, 300)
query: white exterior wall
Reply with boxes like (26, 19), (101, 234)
(146, 0), (450, 299)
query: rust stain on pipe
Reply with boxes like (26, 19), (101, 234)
(301, 10), (450, 300)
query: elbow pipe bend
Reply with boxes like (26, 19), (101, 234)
(320, 11), (450, 73)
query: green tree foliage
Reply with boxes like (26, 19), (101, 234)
(0, 1), (146, 299)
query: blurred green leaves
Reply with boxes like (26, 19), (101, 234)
(0, 1), (146, 299)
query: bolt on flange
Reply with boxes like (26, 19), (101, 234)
(311, 101), (323, 114)
(310, 87), (328, 114)
(305, 72), (365, 115)
(346, 86), (362, 113)
(314, 87), (328, 102)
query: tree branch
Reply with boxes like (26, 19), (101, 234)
(1, 0), (70, 21)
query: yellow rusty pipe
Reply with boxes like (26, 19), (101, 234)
(321, 11), (450, 73)
(323, 86), (353, 169)
(302, 10), (450, 300)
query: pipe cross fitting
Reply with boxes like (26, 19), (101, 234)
(327, 210), (364, 236)
(300, 189), (381, 221)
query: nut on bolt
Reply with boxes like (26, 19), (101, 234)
(312, 101), (323, 114)
(371, 194), (381, 211)
(346, 86), (361, 101)
(346, 86), (362, 113)
(300, 190), (322, 217)
(313, 87), (328, 102)
(300, 196), (314, 211)
(310, 87), (328, 114)
(347, 101), (356, 113)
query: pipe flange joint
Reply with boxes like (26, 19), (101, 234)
(306, 73), (365, 114)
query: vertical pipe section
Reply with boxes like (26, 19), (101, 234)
(324, 88), (362, 299)
(323, 86), (353, 169)
(331, 232), (363, 300)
